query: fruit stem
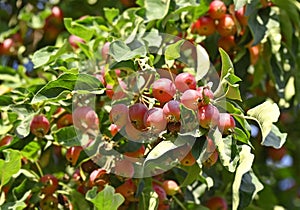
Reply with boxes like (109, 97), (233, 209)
(172, 195), (187, 210)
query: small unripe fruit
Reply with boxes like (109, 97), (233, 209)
(163, 100), (181, 122)
(192, 16), (216, 36)
(205, 196), (228, 210)
(73, 106), (99, 131)
(174, 72), (196, 93)
(218, 113), (235, 134)
(114, 159), (135, 178)
(208, 0), (227, 20)
(30, 115), (50, 138)
(129, 103), (148, 130)
(144, 108), (167, 134)
(152, 78), (176, 104)
(162, 180), (180, 196)
(66, 146), (83, 166)
(40, 174), (59, 195)
(216, 14), (237, 37)
(198, 104), (220, 129)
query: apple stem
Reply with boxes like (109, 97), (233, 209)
(172, 194), (187, 210)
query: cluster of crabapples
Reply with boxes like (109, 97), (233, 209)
(108, 71), (236, 142)
(191, 0), (264, 64)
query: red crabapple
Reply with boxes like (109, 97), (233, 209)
(205, 196), (228, 210)
(88, 168), (108, 188)
(162, 180), (180, 196)
(56, 113), (73, 129)
(218, 35), (236, 53)
(197, 86), (214, 106)
(0, 38), (14, 55)
(106, 79), (127, 100)
(66, 146), (83, 166)
(208, 0), (227, 20)
(109, 104), (129, 127)
(129, 103), (148, 130)
(235, 6), (248, 26)
(69, 35), (85, 49)
(102, 42), (110, 61)
(30, 115), (50, 138)
(114, 159), (135, 178)
(0, 135), (13, 147)
(216, 14), (237, 37)
(180, 151), (196, 166)
(163, 100), (181, 122)
(73, 106), (99, 131)
(218, 113), (235, 134)
(152, 184), (168, 204)
(109, 124), (120, 136)
(40, 174), (59, 195)
(144, 108), (167, 134)
(191, 16), (216, 36)
(125, 123), (143, 141)
(174, 72), (196, 93)
(197, 104), (220, 129)
(124, 145), (145, 159)
(115, 179), (137, 198)
(202, 150), (219, 168)
(152, 78), (176, 104)
(181, 89), (202, 110)
(267, 147), (287, 162)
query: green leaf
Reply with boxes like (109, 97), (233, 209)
(247, 6), (268, 46)
(195, 45), (210, 81)
(70, 189), (91, 210)
(31, 73), (102, 105)
(247, 101), (280, 143)
(0, 149), (22, 187)
(212, 129), (239, 172)
(144, 0), (171, 21)
(180, 163), (201, 187)
(165, 40), (185, 61)
(86, 185), (125, 210)
(52, 126), (81, 146)
(64, 18), (95, 41)
(232, 145), (255, 210)
(21, 141), (41, 161)
(15, 114), (35, 139)
(32, 42), (69, 68)
(263, 124), (287, 149)
(233, 0), (248, 10)
(215, 49), (242, 100)
(104, 8), (119, 24)
(238, 171), (264, 209)
(109, 40), (147, 62)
